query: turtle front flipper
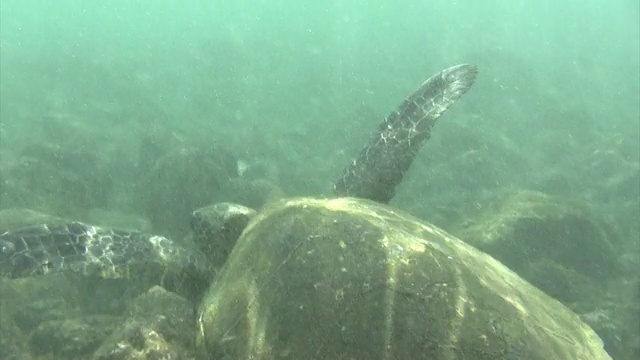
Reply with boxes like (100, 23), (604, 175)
(334, 64), (478, 203)
(0, 222), (209, 300)
(0, 223), (91, 277)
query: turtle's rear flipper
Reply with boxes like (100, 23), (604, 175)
(334, 64), (478, 203)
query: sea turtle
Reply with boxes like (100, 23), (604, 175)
(0, 65), (610, 359)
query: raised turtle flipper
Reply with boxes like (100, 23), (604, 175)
(334, 64), (478, 203)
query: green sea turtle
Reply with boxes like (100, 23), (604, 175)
(0, 64), (611, 359)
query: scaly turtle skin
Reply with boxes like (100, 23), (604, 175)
(0, 221), (209, 301)
(334, 64), (477, 203)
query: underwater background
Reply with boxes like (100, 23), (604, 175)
(1, 1), (638, 359)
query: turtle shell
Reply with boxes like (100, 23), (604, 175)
(196, 197), (610, 359)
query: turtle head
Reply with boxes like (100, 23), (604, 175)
(0, 237), (16, 276)
(0, 237), (15, 258)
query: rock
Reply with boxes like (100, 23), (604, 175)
(29, 315), (119, 358)
(0, 208), (66, 233)
(1, 274), (82, 332)
(220, 177), (285, 210)
(139, 146), (237, 239)
(94, 286), (196, 360)
(80, 208), (153, 233)
(13, 140), (113, 210)
(0, 310), (31, 360)
(453, 189), (619, 300)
